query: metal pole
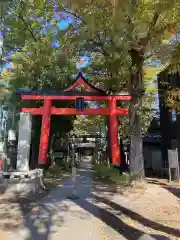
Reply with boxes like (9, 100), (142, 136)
(0, 0), (8, 172)
(11, 106), (15, 127)
(0, 1), (4, 140)
(0, 101), (2, 138)
(2, 114), (7, 171)
(177, 164), (180, 183)
(68, 136), (79, 200)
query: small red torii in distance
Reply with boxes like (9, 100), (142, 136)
(16, 73), (131, 166)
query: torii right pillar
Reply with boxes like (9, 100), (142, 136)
(108, 96), (120, 165)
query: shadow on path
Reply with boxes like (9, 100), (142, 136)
(5, 160), (179, 240)
(72, 196), (146, 239)
(16, 189), (68, 240)
(163, 186), (180, 199)
(92, 195), (180, 238)
(147, 179), (180, 199)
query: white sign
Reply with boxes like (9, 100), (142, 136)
(0, 142), (4, 152)
(168, 150), (179, 168)
(72, 166), (76, 183)
(8, 129), (16, 141)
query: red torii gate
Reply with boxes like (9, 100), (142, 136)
(16, 73), (131, 165)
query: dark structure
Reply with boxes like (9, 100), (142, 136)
(157, 69), (180, 168)
(143, 117), (162, 176)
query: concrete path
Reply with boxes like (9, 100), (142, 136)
(5, 157), (125, 240)
(2, 157), (175, 240)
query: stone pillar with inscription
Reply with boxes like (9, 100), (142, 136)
(16, 112), (32, 171)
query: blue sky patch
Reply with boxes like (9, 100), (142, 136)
(57, 20), (70, 30)
(76, 56), (91, 69)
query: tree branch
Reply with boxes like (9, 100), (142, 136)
(139, 4), (176, 49)
(62, 7), (110, 57)
(18, 15), (37, 42)
(61, 6), (87, 24)
(139, 11), (160, 46)
(94, 34), (110, 57)
(141, 22), (175, 47)
(145, 53), (155, 60)
(12, 0), (37, 42)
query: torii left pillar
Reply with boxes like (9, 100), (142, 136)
(38, 99), (52, 165)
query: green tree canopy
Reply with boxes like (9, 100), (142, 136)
(57, 0), (180, 180)
(4, 0), (180, 179)
(3, 0), (78, 139)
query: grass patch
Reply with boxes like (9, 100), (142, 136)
(93, 163), (130, 185)
(44, 163), (70, 178)
(44, 158), (80, 178)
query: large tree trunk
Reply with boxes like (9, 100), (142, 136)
(129, 112), (144, 181)
(129, 49), (145, 181)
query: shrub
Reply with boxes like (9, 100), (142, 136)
(44, 158), (73, 178)
(44, 164), (61, 178)
(61, 161), (72, 172)
(93, 163), (130, 184)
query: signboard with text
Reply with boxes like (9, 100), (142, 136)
(168, 150), (179, 168)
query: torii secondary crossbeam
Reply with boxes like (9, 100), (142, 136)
(16, 73), (131, 166)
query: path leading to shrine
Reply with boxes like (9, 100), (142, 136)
(1, 157), (180, 240)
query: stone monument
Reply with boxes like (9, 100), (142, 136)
(0, 112), (44, 198)
(16, 112), (32, 171)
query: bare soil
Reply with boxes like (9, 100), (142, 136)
(93, 177), (180, 240)
(0, 177), (62, 231)
(0, 177), (179, 240)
